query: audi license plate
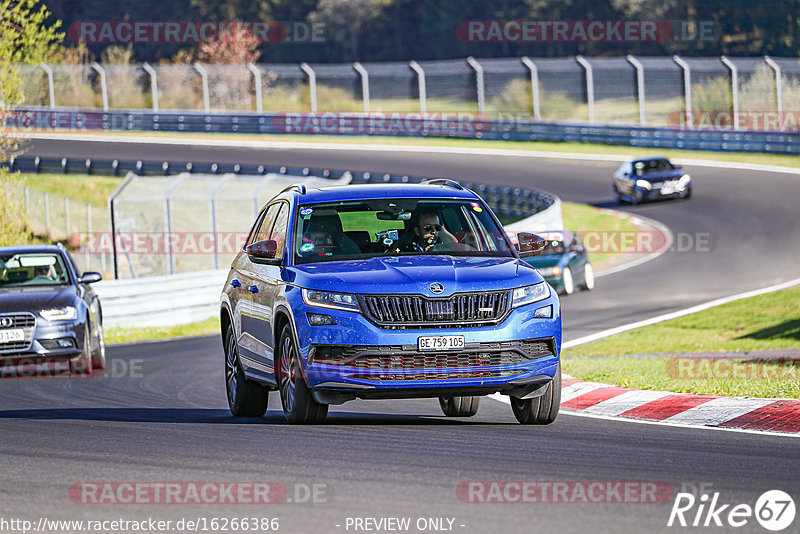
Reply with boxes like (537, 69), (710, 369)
(0, 329), (24, 343)
(417, 335), (465, 351)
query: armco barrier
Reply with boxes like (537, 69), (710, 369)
(7, 107), (800, 153)
(94, 269), (228, 328)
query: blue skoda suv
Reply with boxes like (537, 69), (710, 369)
(220, 180), (561, 424)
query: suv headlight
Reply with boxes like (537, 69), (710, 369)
(635, 179), (652, 190)
(40, 306), (77, 321)
(678, 173), (691, 187)
(511, 283), (550, 308)
(302, 289), (360, 312)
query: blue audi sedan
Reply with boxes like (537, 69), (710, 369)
(220, 181), (562, 424)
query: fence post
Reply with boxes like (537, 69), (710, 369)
(164, 174), (188, 275)
(142, 62), (159, 112)
(466, 57), (485, 115)
(209, 175), (232, 270)
(39, 63), (55, 109)
(108, 173), (136, 280)
(247, 63), (263, 113)
(44, 192), (50, 236)
(85, 202), (92, 271)
(65, 197), (70, 239)
(194, 63), (211, 113)
(409, 61), (427, 114)
(764, 56), (783, 117)
(300, 63), (318, 112)
(720, 56), (739, 129)
(673, 55), (692, 126)
(626, 55), (646, 126)
(575, 56), (594, 123)
(521, 56), (541, 120)
(92, 62), (109, 111)
(353, 62), (370, 113)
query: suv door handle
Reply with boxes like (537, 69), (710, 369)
(231, 279), (241, 288)
(248, 285), (259, 293)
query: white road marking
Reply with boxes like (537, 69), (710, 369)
(563, 276), (800, 349)
(582, 390), (673, 416)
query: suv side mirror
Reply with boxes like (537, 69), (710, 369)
(78, 272), (102, 284)
(246, 240), (280, 265)
(517, 232), (546, 258)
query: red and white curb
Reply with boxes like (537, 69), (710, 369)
(558, 376), (800, 435)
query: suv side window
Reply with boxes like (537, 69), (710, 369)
(269, 203), (290, 260)
(251, 204), (281, 245)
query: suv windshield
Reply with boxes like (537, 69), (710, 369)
(634, 159), (675, 175)
(293, 198), (514, 264)
(0, 252), (70, 288)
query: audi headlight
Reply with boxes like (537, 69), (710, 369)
(635, 179), (652, 190)
(678, 173), (691, 187)
(512, 283), (550, 309)
(40, 306), (77, 321)
(302, 289), (360, 312)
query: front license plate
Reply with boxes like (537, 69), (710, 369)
(418, 335), (465, 352)
(0, 328), (25, 343)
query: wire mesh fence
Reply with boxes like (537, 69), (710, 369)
(10, 55), (797, 129)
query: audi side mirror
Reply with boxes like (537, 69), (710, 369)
(78, 272), (102, 284)
(517, 232), (546, 258)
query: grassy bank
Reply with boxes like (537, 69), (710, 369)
(563, 285), (800, 398)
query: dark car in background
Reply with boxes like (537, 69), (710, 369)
(521, 230), (594, 295)
(0, 244), (105, 376)
(613, 156), (692, 204)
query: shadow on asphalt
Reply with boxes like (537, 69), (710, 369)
(0, 408), (514, 425)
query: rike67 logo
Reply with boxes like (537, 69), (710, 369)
(668, 489), (795, 531)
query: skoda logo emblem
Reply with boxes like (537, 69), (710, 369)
(0, 317), (12, 327)
(429, 282), (444, 294)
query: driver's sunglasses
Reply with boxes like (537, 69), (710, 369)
(421, 224), (443, 232)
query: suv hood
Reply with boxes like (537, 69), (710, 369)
(288, 255), (542, 296)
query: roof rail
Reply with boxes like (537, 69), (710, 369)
(279, 183), (307, 195)
(422, 178), (464, 190)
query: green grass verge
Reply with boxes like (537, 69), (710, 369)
(567, 286), (800, 356)
(106, 316), (220, 345)
(563, 285), (800, 398)
(563, 356), (800, 398)
(54, 130), (800, 170)
(561, 201), (641, 267)
(10, 172), (121, 207)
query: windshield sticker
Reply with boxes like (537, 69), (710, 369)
(470, 202), (483, 212)
(300, 207), (314, 218)
(300, 242), (314, 253)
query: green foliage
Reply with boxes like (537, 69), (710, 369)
(0, 170), (31, 246)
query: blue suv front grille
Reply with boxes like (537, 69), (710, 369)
(360, 290), (510, 329)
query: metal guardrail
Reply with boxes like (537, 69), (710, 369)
(4, 155), (556, 220)
(8, 107), (800, 153)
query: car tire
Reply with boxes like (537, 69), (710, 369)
(561, 267), (574, 296)
(90, 321), (106, 370)
(615, 189), (625, 204)
(631, 191), (641, 205)
(225, 325), (269, 417)
(439, 396), (480, 417)
(579, 263), (595, 291)
(683, 187), (692, 200)
(69, 325), (93, 376)
(277, 325), (328, 424)
(510, 363), (561, 425)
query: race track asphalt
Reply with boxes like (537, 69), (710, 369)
(1, 137), (799, 533)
